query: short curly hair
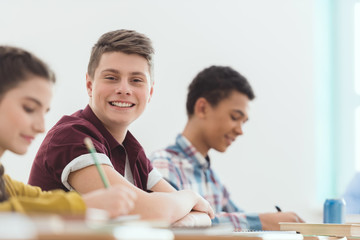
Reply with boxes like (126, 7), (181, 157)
(186, 65), (255, 116)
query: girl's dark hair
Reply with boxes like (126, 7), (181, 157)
(0, 164), (7, 202)
(0, 46), (56, 100)
(186, 65), (255, 117)
(0, 45), (56, 202)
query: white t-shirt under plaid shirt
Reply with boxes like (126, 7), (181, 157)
(149, 134), (262, 231)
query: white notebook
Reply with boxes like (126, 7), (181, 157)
(172, 224), (303, 240)
(233, 231), (303, 240)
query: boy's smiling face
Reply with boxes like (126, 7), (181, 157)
(198, 90), (250, 154)
(86, 51), (153, 134)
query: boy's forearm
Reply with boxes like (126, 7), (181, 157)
(130, 190), (203, 223)
(68, 165), (208, 223)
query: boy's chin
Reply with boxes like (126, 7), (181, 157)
(109, 118), (137, 127)
(214, 146), (228, 153)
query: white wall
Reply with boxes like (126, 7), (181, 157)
(0, 0), (323, 221)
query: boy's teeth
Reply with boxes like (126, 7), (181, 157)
(111, 102), (132, 107)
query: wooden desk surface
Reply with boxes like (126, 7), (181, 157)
(36, 233), (348, 240)
(4, 214), (349, 240)
(37, 233), (115, 240)
(174, 235), (263, 240)
(35, 231), (353, 240)
(37, 234), (263, 240)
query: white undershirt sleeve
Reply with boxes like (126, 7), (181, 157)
(124, 154), (134, 184)
(61, 153), (113, 191)
(147, 167), (163, 190)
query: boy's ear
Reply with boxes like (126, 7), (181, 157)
(86, 73), (93, 97)
(148, 82), (154, 103)
(194, 97), (208, 119)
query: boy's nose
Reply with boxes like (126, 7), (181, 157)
(116, 81), (131, 95)
(234, 123), (243, 136)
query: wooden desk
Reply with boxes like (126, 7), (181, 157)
(37, 233), (115, 240)
(37, 234), (259, 240)
(0, 214), (350, 240)
(174, 235), (263, 240)
(38, 233), (343, 240)
(171, 228), (304, 240)
(35, 231), (354, 240)
(174, 236), (348, 240)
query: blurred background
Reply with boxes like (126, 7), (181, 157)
(1, 0), (358, 222)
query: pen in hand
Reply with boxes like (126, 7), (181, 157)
(275, 205), (282, 212)
(84, 137), (110, 188)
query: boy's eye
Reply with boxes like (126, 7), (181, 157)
(132, 78), (143, 83)
(231, 115), (239, 121)
(105, 76), (116, 80)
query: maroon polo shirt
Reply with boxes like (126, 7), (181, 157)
(28, 105), (153, 191)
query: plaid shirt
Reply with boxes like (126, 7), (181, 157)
(149, 134), (261, 230)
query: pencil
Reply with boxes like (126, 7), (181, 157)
(84, 137), (110, 188)
(275, 205), (282, 212)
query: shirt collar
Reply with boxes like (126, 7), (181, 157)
(175, 134), (210, 169)
(82, 105), (142, 151)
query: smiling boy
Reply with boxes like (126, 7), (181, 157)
(150, 65), (303, 230)
(28, 30), (214, 224)
(0, 45), (136, 217)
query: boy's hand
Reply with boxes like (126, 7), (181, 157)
(259, 212), (304, 230)
(192, 193), (215, 219)
(172, 211), (212, 227)
(82, 185), (137, 218)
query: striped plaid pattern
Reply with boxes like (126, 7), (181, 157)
(149, 134), (261, 230)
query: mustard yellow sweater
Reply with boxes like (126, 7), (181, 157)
(0, 174), (86, 214)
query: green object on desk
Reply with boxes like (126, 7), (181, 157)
(84, 137), (110, 188)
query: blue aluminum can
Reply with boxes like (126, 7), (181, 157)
(323, 198), (346, 224)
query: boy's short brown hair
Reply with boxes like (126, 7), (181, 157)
(87, 29), (154, 81)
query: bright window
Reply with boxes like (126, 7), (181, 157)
(355, 2), (360, 95)
(355, 2), (360, 170)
